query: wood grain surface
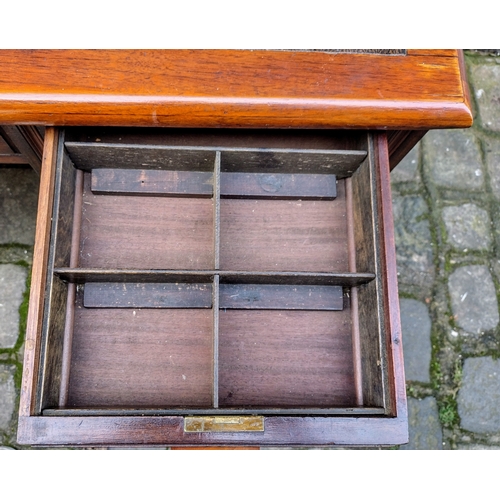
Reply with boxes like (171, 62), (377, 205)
(18, 128), (59, 419)
(218, 309), (355, 407)
(79, 173), (214, 269)
(91, 169), (213, 197)
(53, 268), (375, 286)
(91, 169), (338, 200)
(0, 125), (43, 173)
(0, 133), (13, 154)
(374, 133), (407, 419)
(352, 137), (386, 409)
(220, 172), (337, 199)
(0, 50), (471, 130)
(36, 146), (77, 410)
(17, 413), (409, 447)
(64, 127), (364, 151)
(83, 282), (213, 309)
(67, 299), (213, 408)
(220, 180), (348, 272)
(218, 284), (343, 310)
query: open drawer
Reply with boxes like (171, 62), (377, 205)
(18, 127), (407, 447)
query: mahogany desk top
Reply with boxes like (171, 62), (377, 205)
(0, 49), (472, 169)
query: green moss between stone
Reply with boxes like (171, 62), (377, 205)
(14, 270), (30, 355)
(398, 291), (418, 301)
(430, 355), (442, 392)
(0, 243), (33, 265)
(0, 269), (31, 358)
(438, 395), (460, 428)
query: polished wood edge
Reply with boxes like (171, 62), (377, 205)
(0, 98), (473, 130)
(16, 415), (409, 447)
(18, 127), (59, 418)
(458, 49), (473, 119)
(0, 49), (472, 130)
(375, 133), (407, 423)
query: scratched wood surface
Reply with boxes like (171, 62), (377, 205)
(220, 172), (337, 199)
(65, 127), (364, 152)
(54, 268), (375, 286)
(36, 145), (76, 410)
(91, 169), (214, 197)
(218, 284), (343, 311)
(83, 282), (344, 311)
(351, 136), (386, 409)
(83, 282), (213, 309)
(374, 133), (406, 418)
(91, 169), (338, 200)
(67, 142), (365, 176)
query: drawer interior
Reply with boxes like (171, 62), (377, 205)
(36, 129), (390, 417)
(218, 308), (355, 408)
(219, 195), (348, 272)
(69, 291), (214, 408)
(79, 176), (215, 270)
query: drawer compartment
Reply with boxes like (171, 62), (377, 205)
(18, 128), (407, 446)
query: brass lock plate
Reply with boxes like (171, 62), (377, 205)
(184, 416), (265, 433)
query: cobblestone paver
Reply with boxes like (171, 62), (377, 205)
(423, 129), (484, 191)
(400, 397), (443, 450)
(448, 265), (499, 334)
(1, 52), (500, 449)
(0, 168), (39, 246)
(392, 194), (434, 296)
(0, 166), (35, 447)
(442, 204), (491, 251)
(0, 264), (27, 348)
(400, 298), (432, 383)
(470, 63), (500, 132)
(457, 357), (500, 433)
(0, 364), (16, 431)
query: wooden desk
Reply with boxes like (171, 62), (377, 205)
(0, 50), (471, 447)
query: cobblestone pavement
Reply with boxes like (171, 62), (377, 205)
(1, 51), (500, 449)
(395, 50), (500, 450)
